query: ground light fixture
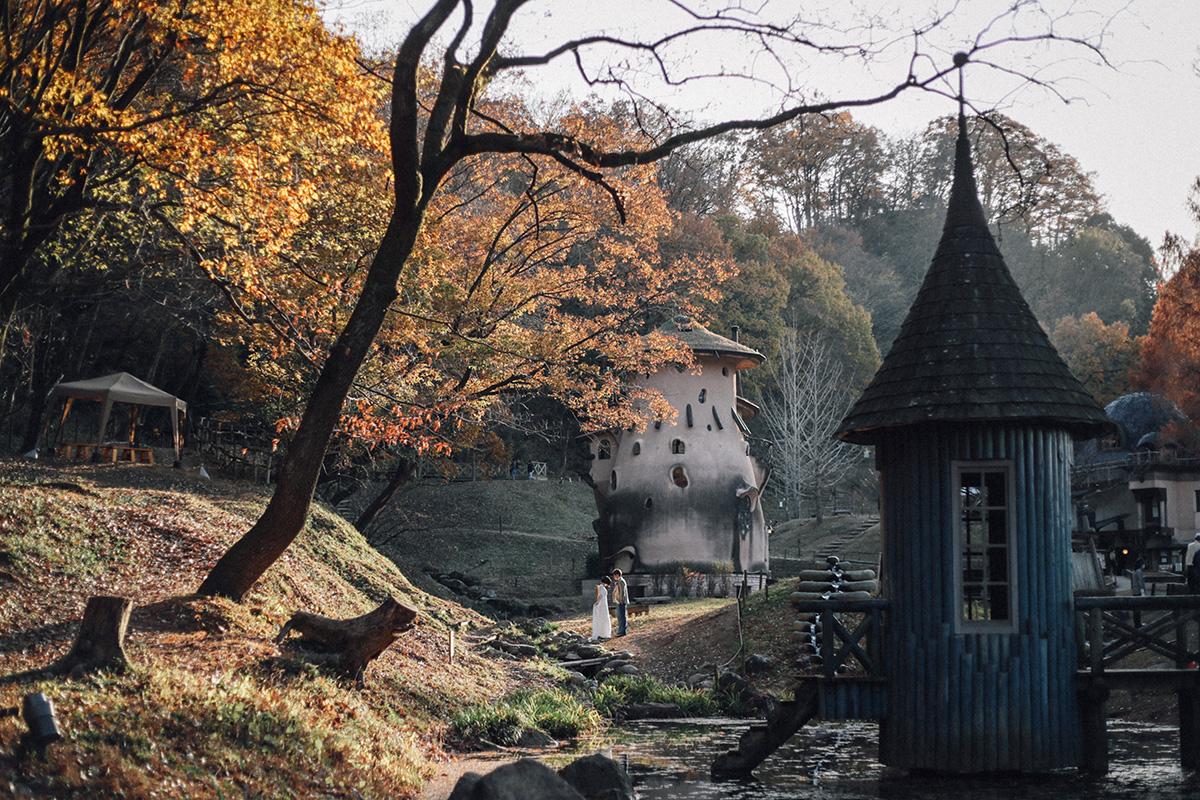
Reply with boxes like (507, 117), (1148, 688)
(2, 692), (63, 754)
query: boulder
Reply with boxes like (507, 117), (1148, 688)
(744, 654), (775, 675)
(558, 753), (636, 800)
(448, 759), (583, 800)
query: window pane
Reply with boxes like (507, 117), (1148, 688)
(958, 464), (1013, 628)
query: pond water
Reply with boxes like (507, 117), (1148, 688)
(552, 719), (1200, 799)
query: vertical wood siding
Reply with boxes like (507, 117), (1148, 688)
(876, 424), (1079, 772)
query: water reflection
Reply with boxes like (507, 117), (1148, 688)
(552, 719), (1200, 799)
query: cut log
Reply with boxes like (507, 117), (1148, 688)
(275, 596), (418, 685)
(47, 595), (134, 678)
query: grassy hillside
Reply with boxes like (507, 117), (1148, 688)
(363, 478), (600, 602)
(369, 477), (599, 536)
(0, 459), (552, 799)
(768, 513), (881, 577)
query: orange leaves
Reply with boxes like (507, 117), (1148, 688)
(1137, 233), (1200, 422)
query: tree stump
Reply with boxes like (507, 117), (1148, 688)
(47, 595), (134, 678)
(274, 596), (418, 685)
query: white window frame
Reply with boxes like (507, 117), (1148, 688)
(953, 460), (1018, 634)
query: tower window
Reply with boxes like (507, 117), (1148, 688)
(955, 462), (1016, 632)
(610, 471), (617, 490)
(698, 389), (707, 403)
(598, 439), (612, 460)
(632, 442), (641, 456)
(671, 439), (685, 455)
(686, 404), (694, 427)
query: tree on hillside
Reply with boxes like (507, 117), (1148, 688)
(760, 330), (862, 522)
(1136, 195), (1200, 424)
(1050, 312), (1141, 405)
(917, 114), (1101, 245)
(209, 96), (731, 521)
(197, 0), (1117, 600)
(0, 0), (384, 449)
(750, 111), (886, 231)
(1035, 226), (1158, 332)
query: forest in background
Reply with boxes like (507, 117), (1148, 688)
(1, 0), (1194, 533)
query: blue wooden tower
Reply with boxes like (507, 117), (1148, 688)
(833, 113), (1112, 772)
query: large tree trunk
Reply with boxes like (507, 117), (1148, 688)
(354, 456), (417, 533)
(198, 215), (424, 600)
(196, 0), (460, 601)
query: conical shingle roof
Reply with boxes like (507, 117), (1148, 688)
(835, 116), (1112, 445)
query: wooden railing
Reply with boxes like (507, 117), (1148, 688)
(792, 598), (888, 679)
(1075, 595), (1200, 674)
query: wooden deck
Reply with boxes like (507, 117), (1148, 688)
(1074, 594), (1200, 772)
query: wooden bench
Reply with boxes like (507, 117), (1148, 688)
(628, 604), (650, 618)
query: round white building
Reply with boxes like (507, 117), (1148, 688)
(586, 316), (771, 575)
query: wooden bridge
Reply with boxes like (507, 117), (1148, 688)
(714, 594), (1200, 777)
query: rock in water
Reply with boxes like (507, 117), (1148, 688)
(447, 758), (583, 800)
(559, 753), (636, 800)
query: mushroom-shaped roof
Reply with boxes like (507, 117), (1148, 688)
(835, 116), (1112, 445)
(1104, 392), (1186, 451)
(660, 316), (763, 370)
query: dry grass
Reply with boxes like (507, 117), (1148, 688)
(0, 458), (555, 799)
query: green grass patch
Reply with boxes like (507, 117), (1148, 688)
(589, 674), (728, 718)
(450, 687), (602, 745)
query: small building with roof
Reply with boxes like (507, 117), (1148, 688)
(583, 316), (771, 579)
(1074, 392), (1197, 574)
(833, 111), (1112, 772)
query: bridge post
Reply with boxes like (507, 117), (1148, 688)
(1077, 680), (1110, 774)
(1180, 675), (1200, 769)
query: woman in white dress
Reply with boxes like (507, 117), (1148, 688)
(591, 576), (613, 640)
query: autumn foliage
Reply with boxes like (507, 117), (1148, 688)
(0, 0), (383, 312)
(1137, 224), (1200, 425)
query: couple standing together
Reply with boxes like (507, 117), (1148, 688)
(591, 569), (628, 641)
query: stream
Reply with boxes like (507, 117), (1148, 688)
(549, 718), (1200, 799)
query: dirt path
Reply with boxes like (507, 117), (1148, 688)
(557, 598), (743, 683)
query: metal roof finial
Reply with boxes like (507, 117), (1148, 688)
(953, 51), (969, 125)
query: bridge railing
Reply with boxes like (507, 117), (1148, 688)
(791, 598), (888, 679)
(1074, 595), (1200, 674)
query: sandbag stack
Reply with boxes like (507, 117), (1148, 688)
(790, 557), (879, 667)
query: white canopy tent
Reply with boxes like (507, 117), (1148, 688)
(49, 372), (187, 463)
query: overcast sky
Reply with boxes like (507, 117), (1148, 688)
(327, 0), (1200, 252)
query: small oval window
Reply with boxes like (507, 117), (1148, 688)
(610, 471), (618, 490)
(671, 466), (688, 488)
(722, 367), (729, 376)
(632, 442), (641, 455)
(698, 389), (707, 403)
(645, 497), (653, 509)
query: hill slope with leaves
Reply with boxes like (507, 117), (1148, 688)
(0, 459), (551, 799)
